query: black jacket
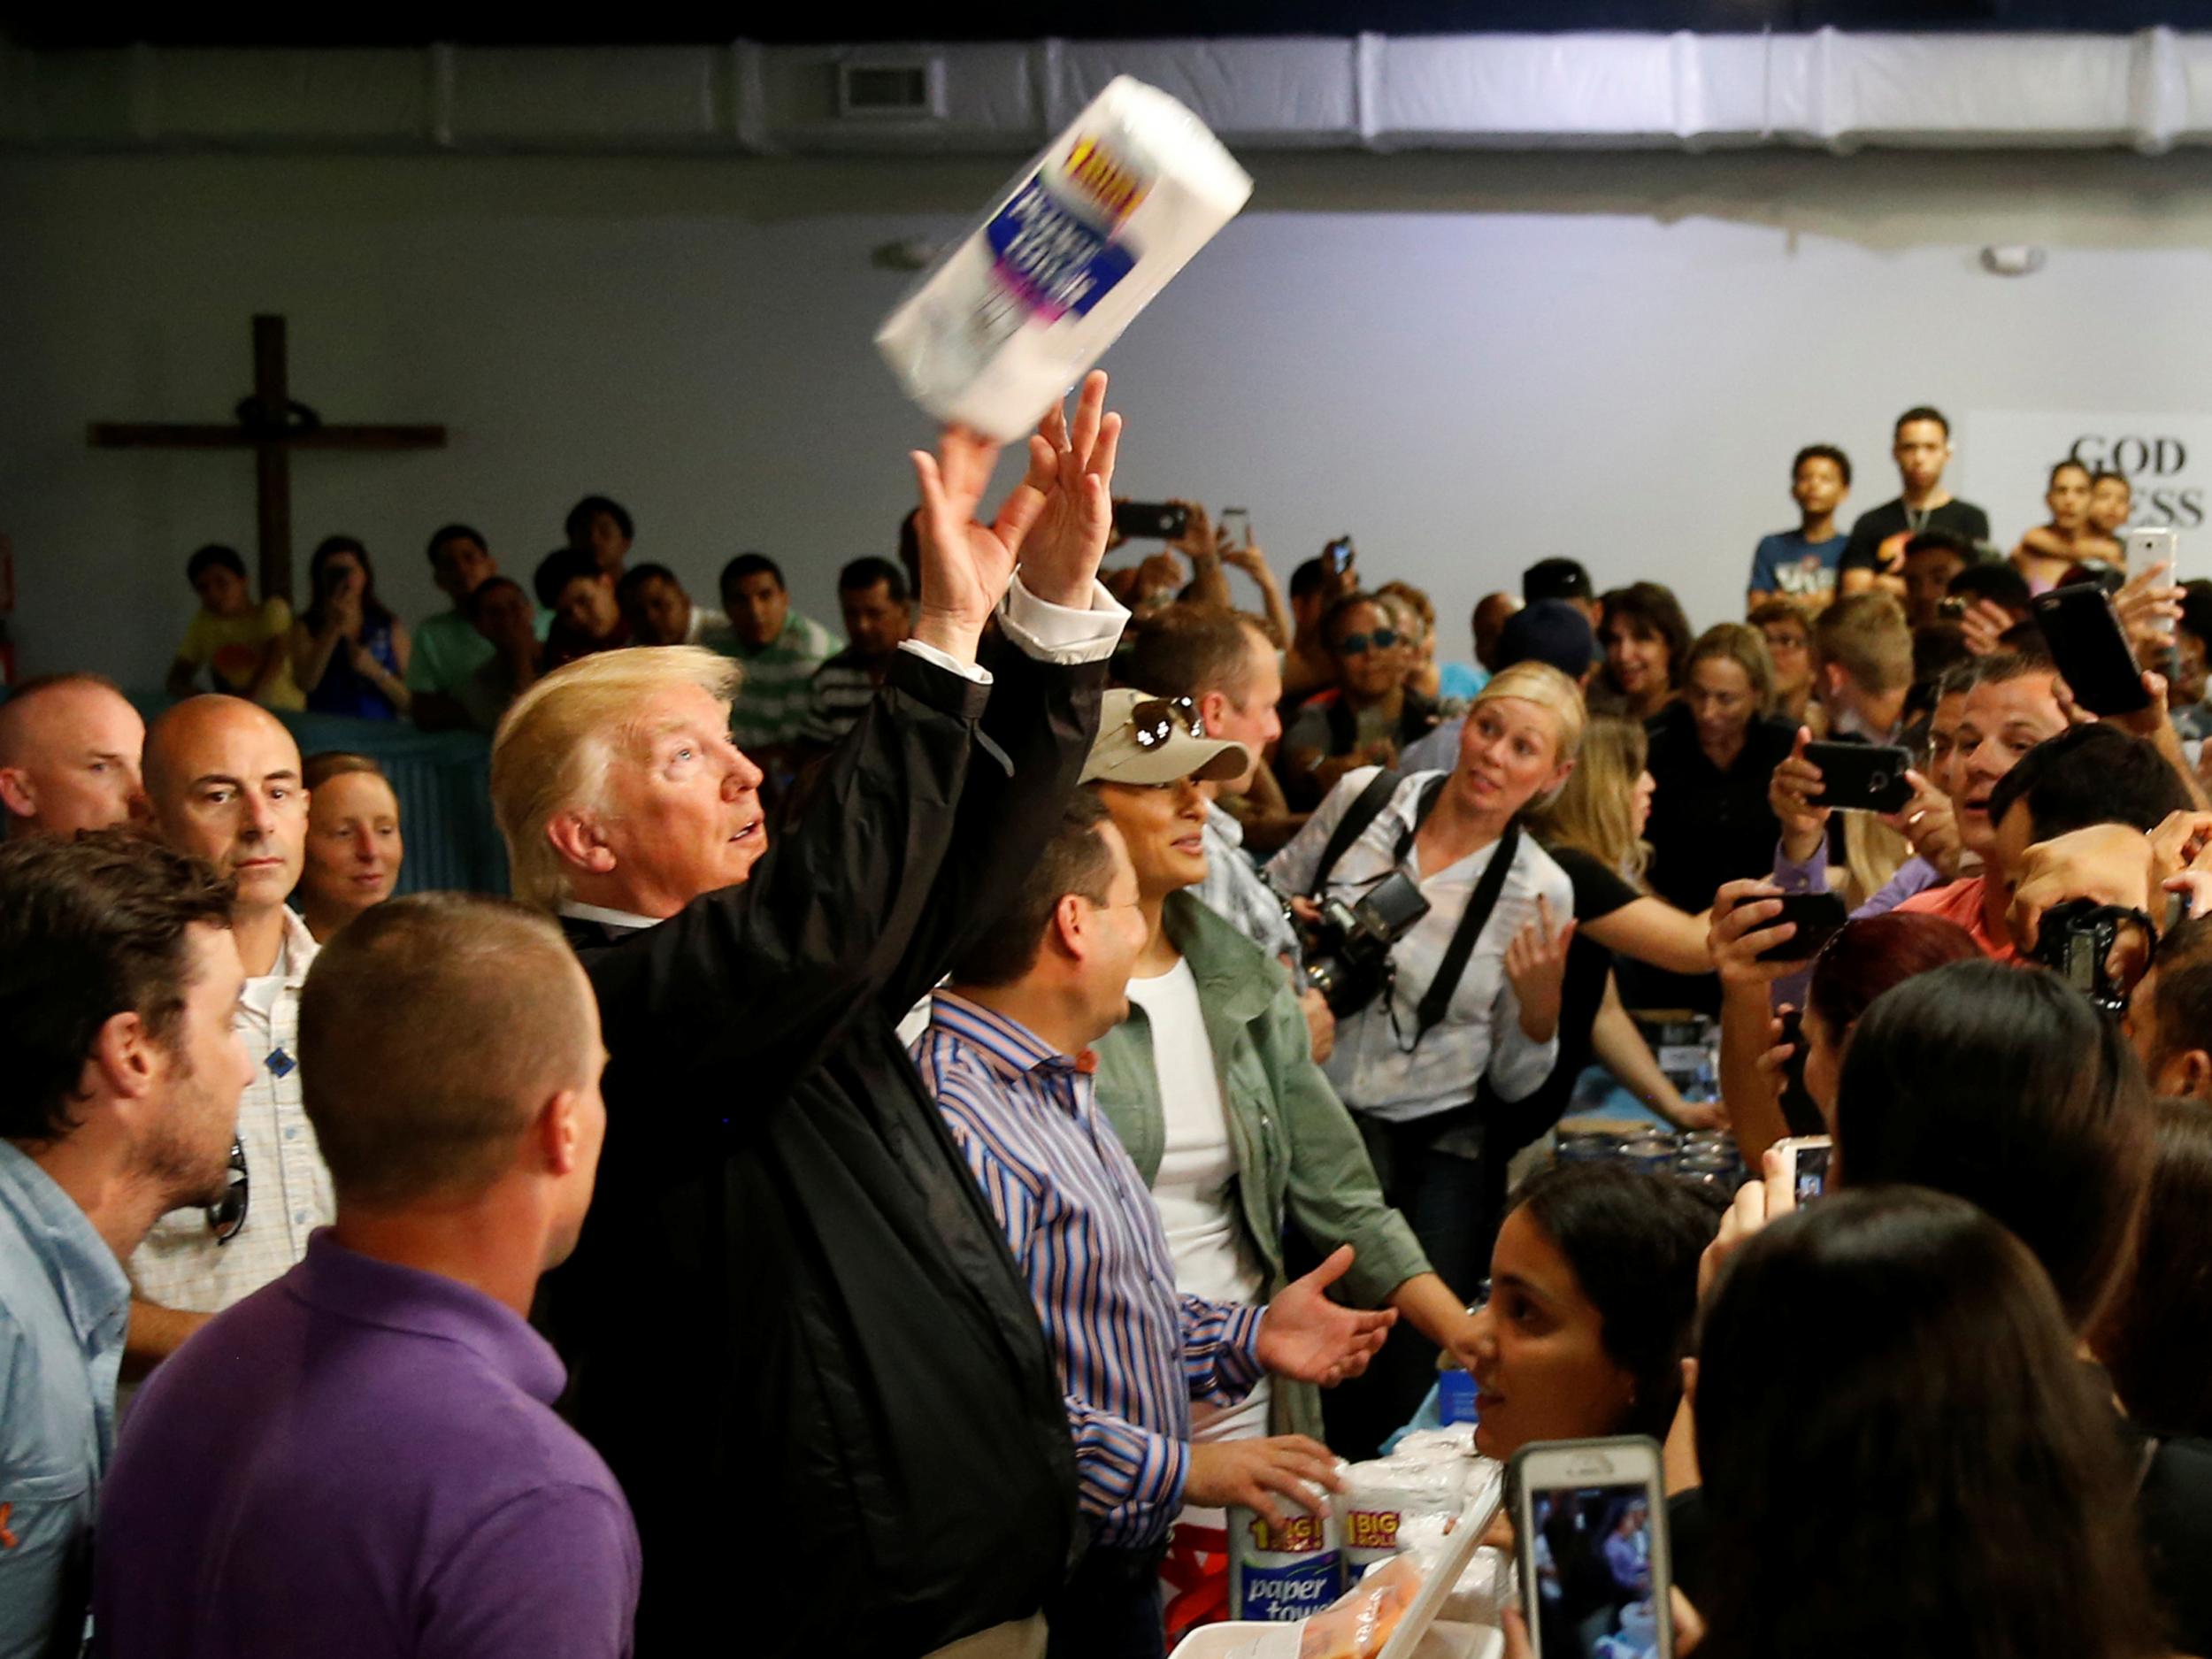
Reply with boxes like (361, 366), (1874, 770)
(548, 642), (1099, 1657)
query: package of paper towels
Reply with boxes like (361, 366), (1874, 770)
(875, 76), (1253, 442)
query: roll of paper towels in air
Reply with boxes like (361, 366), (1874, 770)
(875, 76), (1254, 441)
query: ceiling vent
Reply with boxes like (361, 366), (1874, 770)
(836, 57), (945, 120)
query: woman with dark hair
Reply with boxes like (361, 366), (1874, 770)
(1631, 623), (1795, 1010)
(1463, 1162), (1724, 1463)
(1594, 583), (1691, 723)
(1708, 900), (1982, 1160)
(290, 534), (411, 720)
(1837, 959), (2152, 1332)
(1688, 1188), (2162, 1659)
(2096, 1098), (2212, 1440)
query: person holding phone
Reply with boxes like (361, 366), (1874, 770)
(1633, 625), (1795, 1011)
(1705, 899), (1979, 1163)
(1275, 593), (1442, 810)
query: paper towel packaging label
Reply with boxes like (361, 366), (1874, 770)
(876, 76), (1252, 442)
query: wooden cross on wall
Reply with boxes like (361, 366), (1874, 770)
(88, 315), (446, 603)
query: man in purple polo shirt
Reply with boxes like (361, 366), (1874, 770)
(95, 893), (638, 1658)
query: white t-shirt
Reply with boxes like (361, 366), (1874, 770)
(1127, 956), (1271, 1498)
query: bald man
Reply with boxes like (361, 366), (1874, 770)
(127, 695), (329, 1371)
(0, 673), (150, 837)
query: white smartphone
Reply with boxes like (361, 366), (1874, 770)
(1219, 506), (1252, 548)
(2126, 525), (2179, 585)
(1511, 1436), (1673, 1659)
(1775, 1133), (1832, 1205)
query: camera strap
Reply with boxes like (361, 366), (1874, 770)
(1411, 817), (1521, 1044)
(1310, 770), (1524, 1048)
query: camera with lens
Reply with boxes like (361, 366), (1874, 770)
(1302, 872), (1432, 1018)
(2032, 898), (2158, 1018)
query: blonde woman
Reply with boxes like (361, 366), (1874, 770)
(1266, 661), (1582, 1432)
(1525, 716), (1723, 1133)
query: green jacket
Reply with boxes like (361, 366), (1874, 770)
(1093, 890), (1432, 1442)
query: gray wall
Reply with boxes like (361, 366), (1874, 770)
(7, 146), (2212, 685)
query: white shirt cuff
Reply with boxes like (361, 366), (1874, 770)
(1001, 573), (1130, 665)
(898, 637), (991, 686)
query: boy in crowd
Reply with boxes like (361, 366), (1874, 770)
(2090, 470), (2135, 540)
(1810, 593), (1913, 743)
(616, 563), (726, 648)
(165, 544), (306, 711)
(708, 552), (841, 763)
(406, 525), (551, 732)
(1900, 531), (1973, 629)
(1840, 407), (1992, 598)
(535, 549), (631, 671)
(795, 557), (914, 752)
(1746, 443), (1851, 613)
(565, 495), (634, 580)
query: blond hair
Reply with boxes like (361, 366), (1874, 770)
(1813, 593), (1913, 695)
(1472, 660), (1586, 764)
(1529, 714), (1649, 880)
(490, 645), (741, 910)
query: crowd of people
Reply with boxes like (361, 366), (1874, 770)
(4, 382), (2212, 1659)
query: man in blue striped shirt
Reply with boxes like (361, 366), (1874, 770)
(914, 787), (1395, 1659)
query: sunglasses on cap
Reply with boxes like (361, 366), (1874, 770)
(1335, 628), (1399, 657)
(206, 1135), (249, 1244)
(1131, 696), (1206, 749)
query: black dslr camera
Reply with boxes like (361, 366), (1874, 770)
(2032, 899), (2158, 1018)
(1302, 872), (1432, 1018)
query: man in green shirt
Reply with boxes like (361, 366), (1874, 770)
(705, 553), (841, 772)
(407, 525), (550, 731)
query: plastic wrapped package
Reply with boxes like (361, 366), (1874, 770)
(875, 76), (1253, 441)
(1296, 1556), (1425, 1659)
(1386, 1428), (1478, 1466)
(1338, 1461), (1467, 1574)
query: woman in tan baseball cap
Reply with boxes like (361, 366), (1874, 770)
(1082, 687), (1494, 1587)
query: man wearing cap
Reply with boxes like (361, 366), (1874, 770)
(1402, 602), (1597, 772)
(915, 749), (1396, 1659)
(1522, 557), (1601, 632)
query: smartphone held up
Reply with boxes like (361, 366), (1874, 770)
(1511, 1437), (1674, 1659)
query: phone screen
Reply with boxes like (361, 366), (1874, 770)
(1792, 1141), (1832, 1203)
(1527, 1484), (1667, 1659)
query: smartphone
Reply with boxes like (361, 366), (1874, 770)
(1219, 506), (1251, 547)
(1754, 892), (1849, 963)
(1512, 1436), (1673, 1659)
(1802, 741), (1915, 814)
(1776, 1133), (1832, 1203)
(1111, 501), (1190, 541)
(1325, 535), (1355, 575)
(2033, 582), (2154, 716)
(2125, 526), (2178, 587)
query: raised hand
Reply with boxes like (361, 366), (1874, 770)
(1016, 370), (1123, 608)
(1504, 893), (1576, 1042)
(910, 426), (1052, 663)
(1256, 1245), (1396, 1385)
